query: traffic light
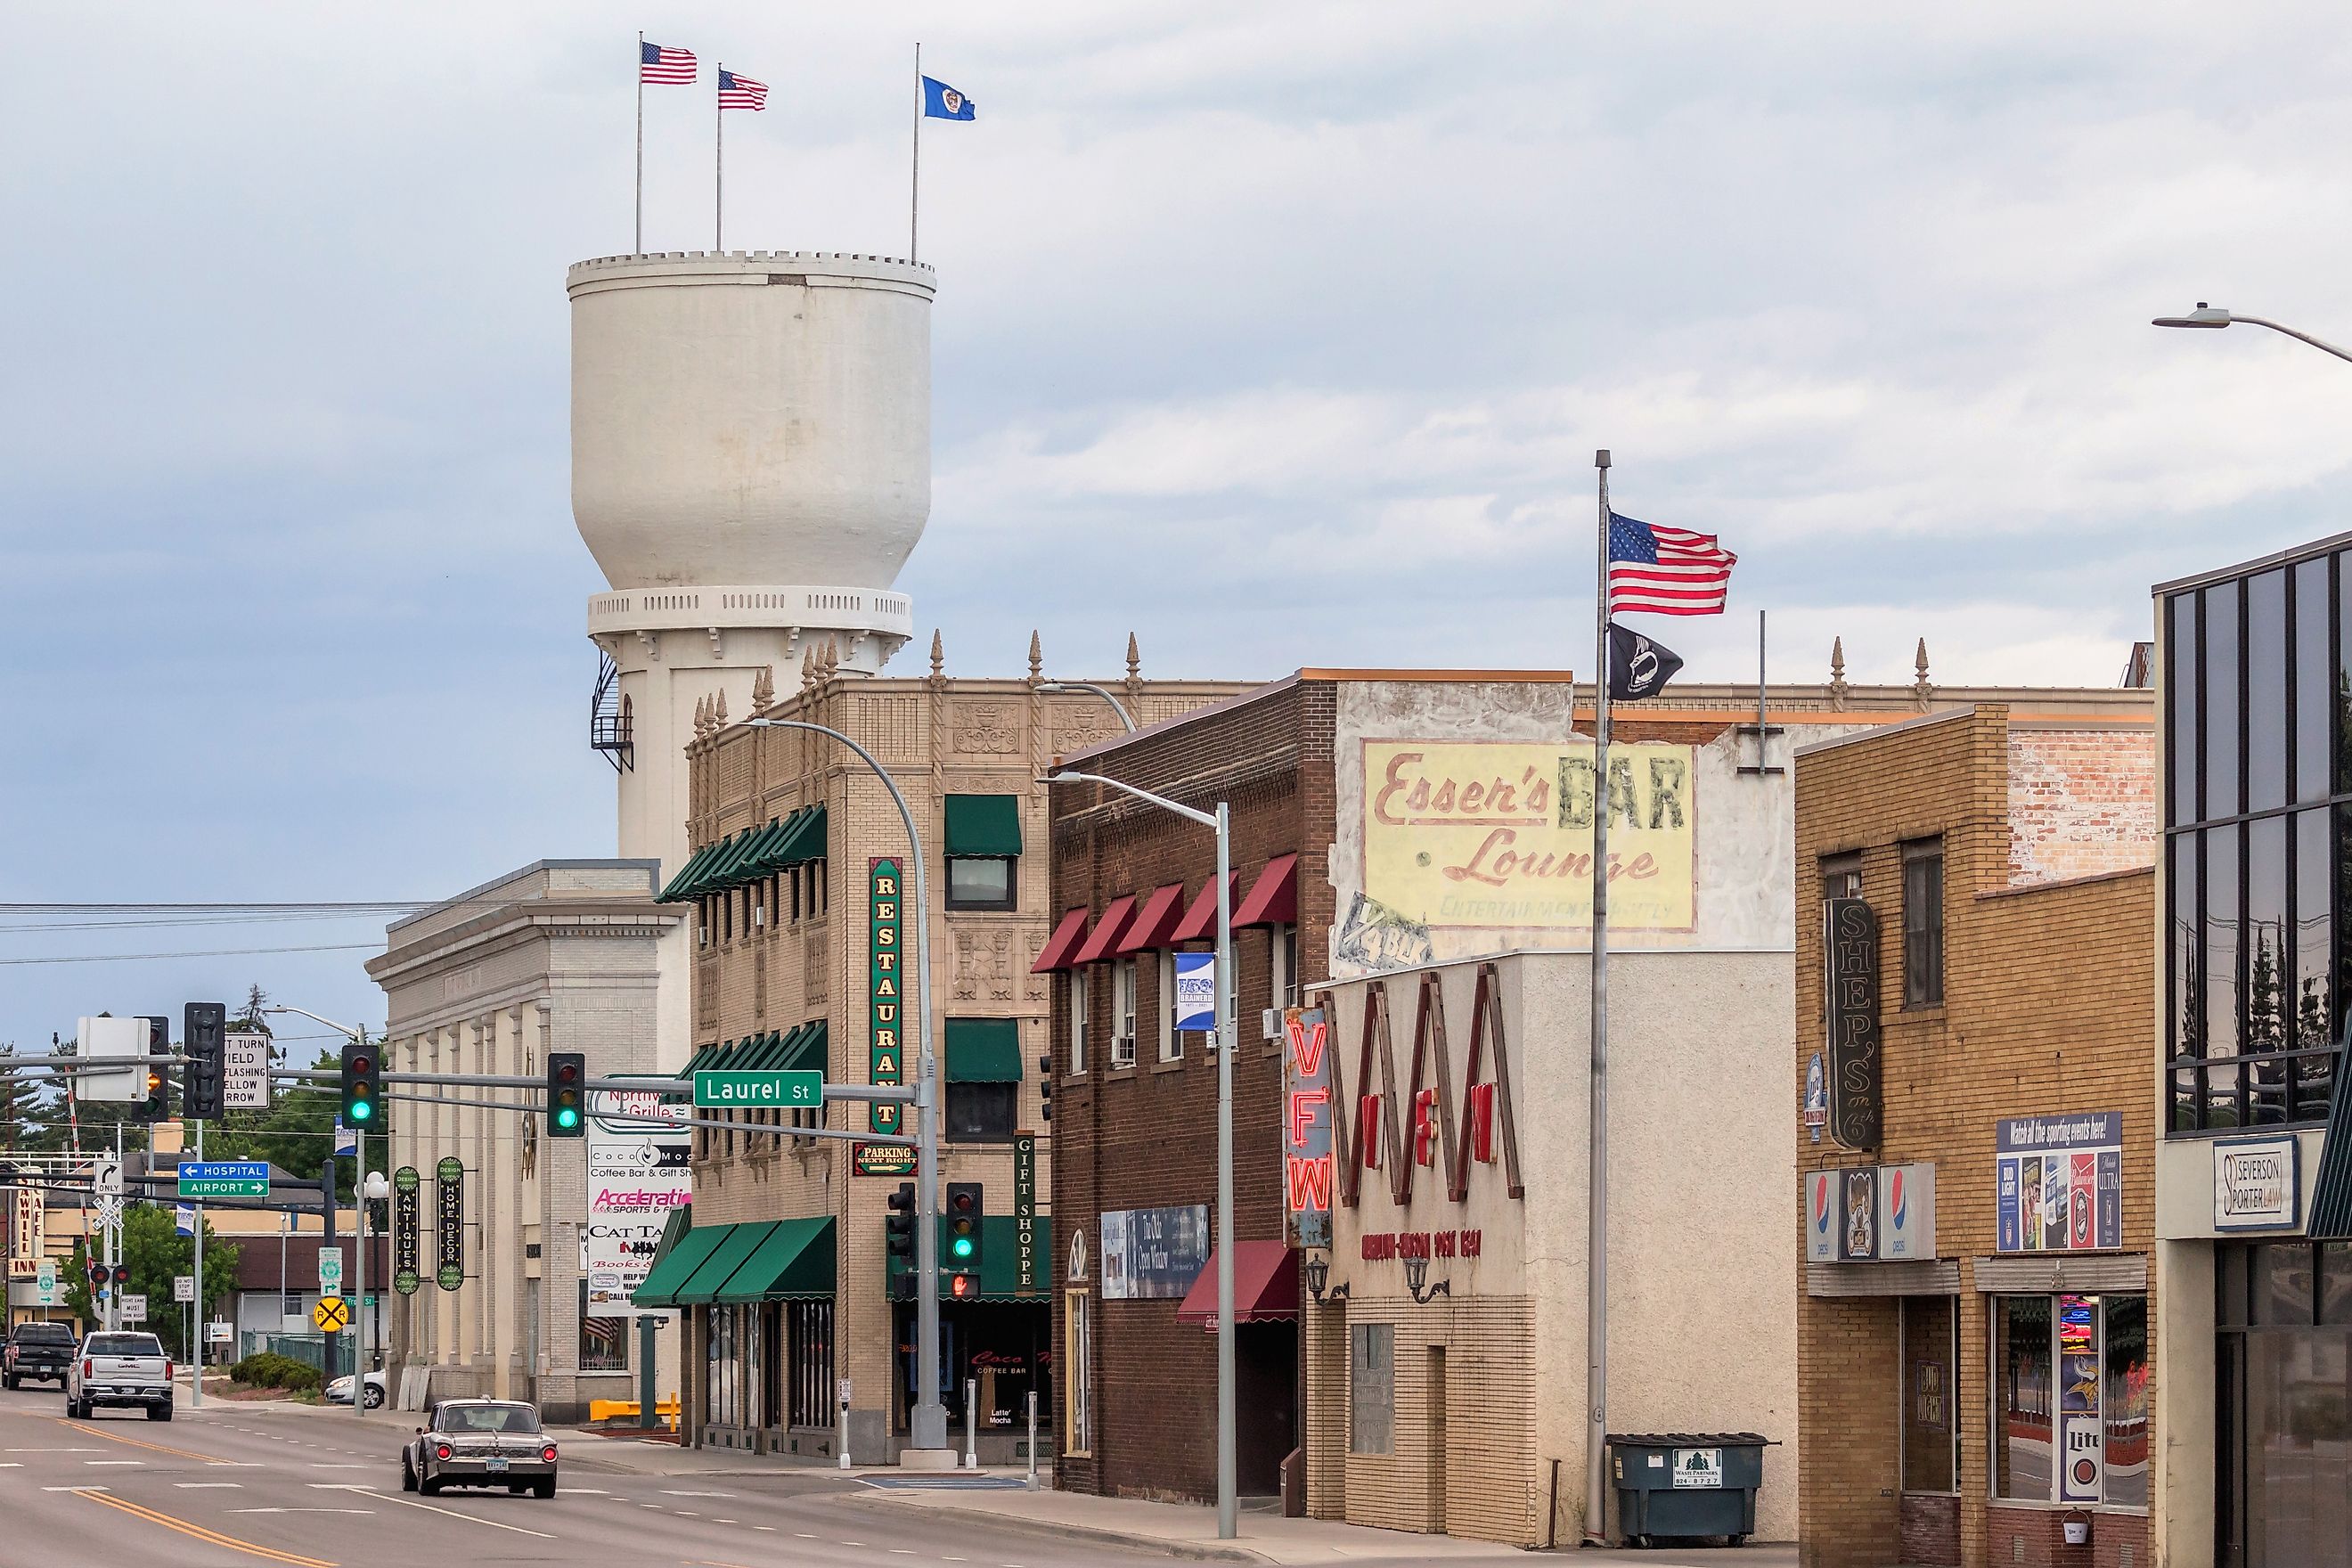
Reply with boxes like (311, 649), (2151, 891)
(183, 1001), (227, 1122)
(886, 1182), (916, 1301)
(131, 1017), (171, 1123)
(945, 1182), (983, 1278)
(112, 1263), (129, 1288)
(86, 1260), (107, 1291)
(1038, 1055), (1053, 1123)
(339, 1038), (380, 1129)
(546, 1051), (585, 1138)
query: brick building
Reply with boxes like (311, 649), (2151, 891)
(1793, 703), (2158, 1568)
(1047, 660), (2149, 1527)
(630, 639), (1244, 1463)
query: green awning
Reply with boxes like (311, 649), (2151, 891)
(756, 804), (827, 874)
(704, 825), (769, 888)
(978, 1214), (1049, 1301)
(775, 1019), (828, 1076)
(945, 1017), (1022, 1082)
(658, 841), (723, 903)
(673, 1221), (772, 1305)
(679, 1040), (731, 1077)
(944, 795), (1023, 858)
(714, 1217), (836, 1303)
(633, 1223), (723, 1310)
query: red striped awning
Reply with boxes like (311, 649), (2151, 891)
(1031, 908), (1092, 975)
(1169, 872), (1239, 945)
(1232, 853), (1299, 928)
(1069, 894), (1137, 967)
(1115, 885), (1187, 954)
(1175, 1242), (1299, 1325)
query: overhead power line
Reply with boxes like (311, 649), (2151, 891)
(0, 942), (381, 967)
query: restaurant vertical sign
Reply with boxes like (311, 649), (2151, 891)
(1282, 1008), (1335, 1249)
(855, 857), (917, 1177)
(1825, 897), (1882, 1151)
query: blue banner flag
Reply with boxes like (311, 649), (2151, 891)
(922, 76), (976, 121)
(176, 1205), (195, 1237)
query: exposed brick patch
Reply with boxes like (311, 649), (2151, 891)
(2005, 728), (2156, 887)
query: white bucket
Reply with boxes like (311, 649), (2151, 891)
(2062, 1519), (2091, 1547)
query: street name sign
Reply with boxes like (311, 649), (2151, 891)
(223, 1032), (272, 1111)
(178, 1161), (269, 1199)
(694, 1070), (821, 1109)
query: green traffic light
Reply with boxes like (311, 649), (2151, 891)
(349, 1100), (373, 1122)
(951, 1237), (974, 1258)
(555, 1107), (579, 1129)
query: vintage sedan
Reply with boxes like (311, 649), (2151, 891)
(400, 1400), (558, 1497)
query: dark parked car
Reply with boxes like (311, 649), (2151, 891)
(401, 1400), (557, 1497)
(4, 1322), (78, 1390)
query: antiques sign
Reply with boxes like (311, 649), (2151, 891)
(1824, 897), (1882, 1150)
(391, 1165), (421, 1294)
(1360, 740), (1697, 934)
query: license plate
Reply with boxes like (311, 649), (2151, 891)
(485, 1458), (509, 1474)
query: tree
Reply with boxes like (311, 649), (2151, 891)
(63, 1213), (239, 1358)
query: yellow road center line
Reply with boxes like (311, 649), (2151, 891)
(60, 1418), (231, 1464)
(77, 1490), (338, 1568)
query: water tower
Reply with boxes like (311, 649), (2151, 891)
(569, 249), (934, 886)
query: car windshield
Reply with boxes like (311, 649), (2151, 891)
(85, 1334), (161, 1357)
(13, 1325), (72, 1343)
(436, 1403), (539, 1434)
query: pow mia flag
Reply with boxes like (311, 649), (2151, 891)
(1606, 622), (1685, 701)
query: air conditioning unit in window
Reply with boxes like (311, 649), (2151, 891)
(1262, 1009), (1284, 1041)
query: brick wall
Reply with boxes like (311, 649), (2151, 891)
(1795, 706), (2157, 1568)
(2006, 726), (2157, 887)
(1050, 677), (1335, 1502)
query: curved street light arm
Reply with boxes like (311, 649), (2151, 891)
(742, 715), (950, 1453)
(1034, 682), (1137, 733)
(2231, 314), (2352, 366)
(1044, 769), (1216, 829)
(263, 1004), (366, 1044)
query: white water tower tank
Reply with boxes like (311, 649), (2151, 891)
(569, 251), (934, 591)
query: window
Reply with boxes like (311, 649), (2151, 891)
(1349, 1322), (1394, 1454)
(947, 1082), (1017, 1140)
(1899, 1296), (1956, 1493)
(578, 1280), (627, 1372)
(1064, 1291), (1092, 1455)
(945, 1017), (1021, 1141)
(789, 865), (803, 924)
(1068, 970), (1088, 1075)
(944, 795), (1021, 911)
(1902, 839), (1943, 1008)
(947, 856), (1016, 911)
(787, 1301), (834, 1428)
(1158, 951), (1182, 1063)
(1992, 1293), (2148, 1507)
(1821, 853), (1862, 902)
(1271, 924), (1299, 1012)
(1112, 960), (1139, 1068)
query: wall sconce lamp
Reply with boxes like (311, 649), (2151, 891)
(1401, 1251), (1450, 1306)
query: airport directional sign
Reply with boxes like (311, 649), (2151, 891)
(178, 1160), (269, 1198)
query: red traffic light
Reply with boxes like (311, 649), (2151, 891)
(950, 1273), (975, 1298)
(949, 1188), (976, 1215)
(553, 1058), (581, 1084)
(350, 1054), (372, 1077)
(112, 1264), (129, 1286)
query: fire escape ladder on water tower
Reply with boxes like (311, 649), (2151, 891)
(590, 652), (635, 772)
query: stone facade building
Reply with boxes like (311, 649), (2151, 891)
(369, 859), (682, 1419)
(633, 640), (1245, 1463)
(1794, 704), (2158, 1568)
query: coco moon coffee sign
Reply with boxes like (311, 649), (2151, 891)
(2214, 1135), (2300, 1231)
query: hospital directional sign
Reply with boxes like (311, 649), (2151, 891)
(694, 1070), (821, 1109)
(178, 1161), (270, 1198)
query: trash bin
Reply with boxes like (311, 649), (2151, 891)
(1607, 1431), (1775, 1547)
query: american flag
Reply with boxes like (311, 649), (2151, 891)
(1606, 511), (1737, 616)
(640, 42), (697, 84)
(718, 69), (769, 111)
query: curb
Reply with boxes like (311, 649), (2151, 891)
(840, 1490), (1264, 1563)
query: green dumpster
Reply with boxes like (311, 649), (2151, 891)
(1607, 1431), (1775, 1547)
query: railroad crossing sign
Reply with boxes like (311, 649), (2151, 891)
(312, 1295), (349, 1334)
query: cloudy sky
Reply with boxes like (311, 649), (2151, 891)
(4, 1), (2348, 1044)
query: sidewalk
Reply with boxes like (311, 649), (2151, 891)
(848, 1482), (1799, 1564)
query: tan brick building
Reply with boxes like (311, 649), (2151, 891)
(1794, 704), (2158, 1568)
(631, 638), (1245, 1463)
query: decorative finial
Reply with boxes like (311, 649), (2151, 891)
(751, 665), (774, 713)
(713, 688), (729, 724)
(801, 644), (817, 691)
(1027, 630), (1043, 689)
(1828, 636), (1849, 706)
(928, 628), (945, 687)
(693, 694), (711, 737)
(1125, 632), (1143, 706)
(821, 638), (839, 679)
(1913, 638), (1933, 705)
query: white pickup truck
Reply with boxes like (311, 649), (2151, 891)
(66, 1331), (174, 1422)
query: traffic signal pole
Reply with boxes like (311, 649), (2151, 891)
(192, 1119), (203, 1409)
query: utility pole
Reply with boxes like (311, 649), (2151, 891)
(192, 1119), (204, 1408)
(320, 1157), (338, 1388)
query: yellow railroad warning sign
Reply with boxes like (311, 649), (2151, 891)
(312, 1295), (349, 1333)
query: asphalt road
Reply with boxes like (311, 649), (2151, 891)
(0, 1380), (1160, 1568)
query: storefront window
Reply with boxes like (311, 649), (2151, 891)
(1900, 1296), (1957, 1493)
(1064, 1291), (1091, 1455)
(1993, 1294), (2146, 1507)
(577, 1280), (627, 1373)
(788, 1301), (834, 1429)
(1350, 1322), (1394, 1455)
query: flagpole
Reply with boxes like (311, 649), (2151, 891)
(910, 42), (922, 264)
(634, 32), (645, 255)
(715, 62), (724, 251)
(1584, 446), (1613, 1548)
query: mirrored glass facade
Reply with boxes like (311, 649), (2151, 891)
(2162, 551), (2345, 1133)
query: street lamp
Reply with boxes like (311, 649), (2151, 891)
(263, 1004), (376, 1421)
(1035, 682), (1138, 733)
(743, 716), (951, 1460)
(1045, 767), (1238, 1539)
(2152, 302), (2352, 364)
